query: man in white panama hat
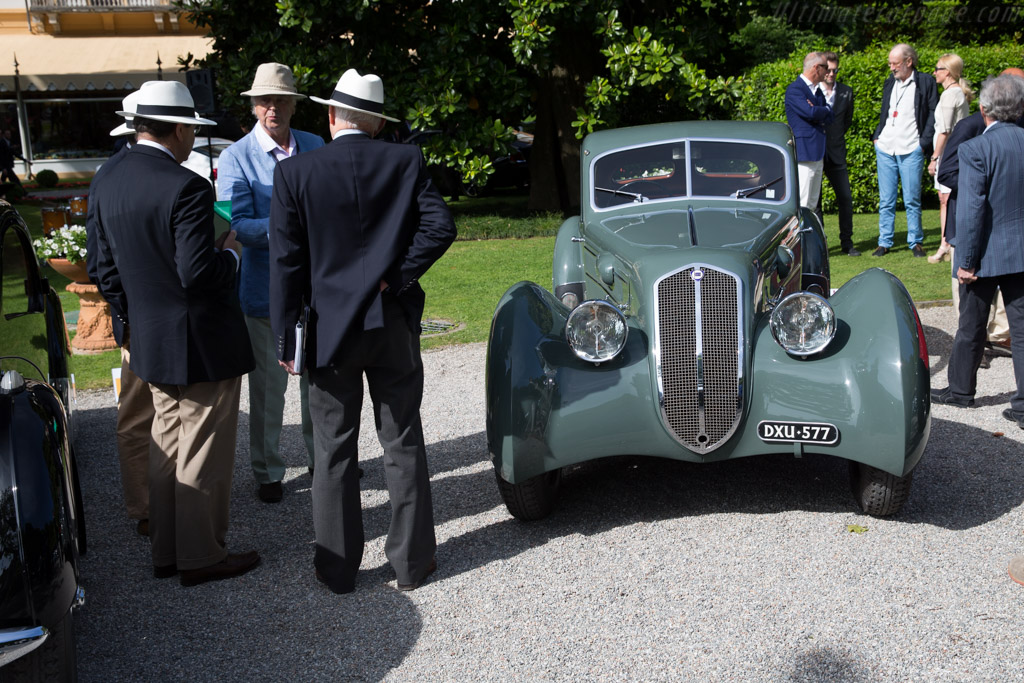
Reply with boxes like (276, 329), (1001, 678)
(270, 68), (456, 593)
(217, 63), (325, 504)
(91, 80), (260, 587)
(87, 87), (156, 539)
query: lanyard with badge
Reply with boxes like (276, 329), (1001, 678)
(890, 80), (911, 124)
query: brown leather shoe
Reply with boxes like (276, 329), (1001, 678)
(136, 519), (149, 537)
(153, 564), (177, 579)
(396, 558), (437, 591)
(179, 551), (261, 587)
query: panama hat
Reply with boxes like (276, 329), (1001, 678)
(109, 89), (142, 136)
(117, 80), (216, 127)
(310, 69), (399, 122)
(240, 62), (306, 99)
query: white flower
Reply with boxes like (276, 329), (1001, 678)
(33, 222), (89, 264)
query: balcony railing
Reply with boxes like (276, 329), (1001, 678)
(28, 0), (176, 10)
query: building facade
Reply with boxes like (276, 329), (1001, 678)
(0, 0), (212, 177)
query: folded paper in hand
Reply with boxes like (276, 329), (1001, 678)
(293, 304), (309, 374)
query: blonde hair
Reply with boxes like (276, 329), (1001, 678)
(937, 53), (974, 102)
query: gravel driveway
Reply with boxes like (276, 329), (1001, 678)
(73, 303), (1023, 681)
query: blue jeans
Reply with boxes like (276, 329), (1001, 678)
(875, 145), (924, 248)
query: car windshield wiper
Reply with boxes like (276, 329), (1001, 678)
(733, 175), (784, 199)
(595, 186), (647, 202)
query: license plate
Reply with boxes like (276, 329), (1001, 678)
(757, 420), (839, 445)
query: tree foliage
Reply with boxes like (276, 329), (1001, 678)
(179, 0), (1023, 212)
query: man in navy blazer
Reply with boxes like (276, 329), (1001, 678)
(217, 63), (325, 504)
(270, 70), (456, 594)
(932, 74), (1024, 423)
(91, 81), (259, 587)
(785, 52), (833, 210)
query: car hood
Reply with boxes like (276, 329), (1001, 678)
(592, 206), (795, 254)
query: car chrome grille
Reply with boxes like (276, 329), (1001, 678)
(656, 266), (742, 453)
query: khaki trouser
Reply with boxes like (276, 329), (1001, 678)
(148, 376), (241, 570)
(116, 347), (153, 519)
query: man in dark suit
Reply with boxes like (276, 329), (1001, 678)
(818, 51), (858, 256)
(90, 81), (259, 587)
(932, 74), (1024, 420)
(86, 89), (155, 538)
(270, 69), (456, 594)
(784, 52), (833, 211)
(871, 43), (938, 258)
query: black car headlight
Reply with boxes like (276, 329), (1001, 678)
(566, 300), (628, 363)
(769, 292), (836, 356)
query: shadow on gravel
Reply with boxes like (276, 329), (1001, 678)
(419, 416), (1022, 584)
(74, 403), (422, 683)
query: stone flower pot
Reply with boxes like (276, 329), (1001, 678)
(46, 258), (117, 354)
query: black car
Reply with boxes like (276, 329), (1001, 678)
(0, 200), (85, 681)
(405, 128), (531, 199)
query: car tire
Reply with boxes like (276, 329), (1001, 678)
(495, 467), (562, 521)
(848, 461), (913, 516)
(3, 608), (77, 683)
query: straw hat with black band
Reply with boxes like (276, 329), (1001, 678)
(310, 69), (400, 123)
(117, 81), (216, 127)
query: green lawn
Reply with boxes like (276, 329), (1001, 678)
(15, 198), (952, 390)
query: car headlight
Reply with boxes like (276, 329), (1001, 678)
(566, 300), (628, 363)
(769, 292), (836, 356)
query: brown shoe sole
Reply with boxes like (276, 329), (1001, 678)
(180, 551), (261, 587)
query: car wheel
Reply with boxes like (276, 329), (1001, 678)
(848, 461), (913, 516)
(3, 608), (77, 682)
(494, 467), (562, 521)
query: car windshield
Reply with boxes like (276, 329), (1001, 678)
(592, 139), (788, 209)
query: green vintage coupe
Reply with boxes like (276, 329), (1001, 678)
(486, 121), (930, 520)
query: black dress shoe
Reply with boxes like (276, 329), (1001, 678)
(911, 243), (926, 258)
(315, 569), (355, 595)
(397, 558), (437, 591)
(153, 564), (177, 579)
(844, 247), (861, 256)
(931, 387), (975, 408)
(258, 481), (283, 503)
(872, 246), (889, 257)
(136, 519), (150, 537)
(180, 551), (261, 587)
(1002, 408), (1024, 428)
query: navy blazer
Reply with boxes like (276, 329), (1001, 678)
(955, 122), (1024, 278)
(871, 70), (939, 155)
(269, 134), (457, 369)
(86, 143), (130, 345)
(934, 111), (987, 245)
(785, 77), (833, 162)
(90, 144), (254, 384)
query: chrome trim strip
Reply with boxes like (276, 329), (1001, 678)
(0, 626), (49, 668)
(653, 263), (745, 454)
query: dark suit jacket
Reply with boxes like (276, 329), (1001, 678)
(955, 122), (1024, 277)
(90, 144), (254, 384)
(269, 133), (457, 369)
(86, 143), (130, 345)
(784, 77), (833, 162)
(935, 111), (986, 245)
(823, 82), (854, 166)
(872, 70), (939, 155)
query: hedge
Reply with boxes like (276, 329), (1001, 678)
(736, 42), (1024, 213)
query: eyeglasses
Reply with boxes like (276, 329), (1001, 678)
(934, 66), (948, 72)
(826, 68), (839, 74)
(193, 126), (203, 134)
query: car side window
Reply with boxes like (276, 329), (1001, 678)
(1, 225), (49, 380)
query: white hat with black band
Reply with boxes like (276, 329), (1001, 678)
(117, 80), (216, 127)
(310, 68), (399, 123)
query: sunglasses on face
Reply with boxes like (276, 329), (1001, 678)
(934, 66), (948, 72)
(826, 68), (839, 74)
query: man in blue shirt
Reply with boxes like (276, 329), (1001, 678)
(218, 63), (325, 503)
